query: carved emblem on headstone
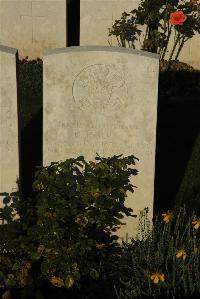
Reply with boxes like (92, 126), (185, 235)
(72, 64), (128, 112)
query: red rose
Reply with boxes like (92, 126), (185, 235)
(169, 11), (187, 26)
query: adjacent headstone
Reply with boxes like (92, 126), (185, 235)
(0, 0), (67, 59)
(0, 45), (19, 208)
(80, 0), (139, 47)
(43, 46), (159, 241)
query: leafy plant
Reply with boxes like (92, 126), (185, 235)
(113, 207), (200, 298)
(32, 154), (138, 287)
(0, 154), (138, 297)
(109, 0), (200, 68)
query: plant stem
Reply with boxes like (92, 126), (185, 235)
(143, 24), (149, 47)
(174, 34), (186, 61)
(117, 37), (121, 47)
(161, 23), (172, 60)
(166, 29), (181, 70)
(158, 8), (168, 56)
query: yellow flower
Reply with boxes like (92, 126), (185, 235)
(75, 214), (88, 227)
(37, 244), (45, 254)
(96, 243), (106, 250)
(50, 276), (64, 287)
(162, 211), (172, 223)
(192, 219), (200, 230)
(19, 274), (33, 287)
(90, 192), (100, 198)
(45, 212), (57, 220)
(150, 272), (165, 284)
(18, 260), (32, 271)
(176, 249), (187, 260)
(33, 182), (44, 192)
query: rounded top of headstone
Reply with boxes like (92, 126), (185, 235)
(0, 44), (18, 55)
(44, 46), (159, 60)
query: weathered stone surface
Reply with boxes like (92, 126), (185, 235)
(0, 45), (19, 208)
(43, 46), (159, 241)
(0, 0), (67, 59)
(80, 0), (139, 47)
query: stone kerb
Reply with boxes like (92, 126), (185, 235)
(43, 46), (159, 241)
(0, 45), (19, 209)
(0, 0), (67, 59)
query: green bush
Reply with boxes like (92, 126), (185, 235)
(113, 207), (200, 299)
(0, 154), (138, 298)
(1, 155), (199, 298)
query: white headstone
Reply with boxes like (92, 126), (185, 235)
(0, 0), (67, 59)
(80, 0), (140, 46)
(43, 46), (159, 241)
(0, 45), (19, 208)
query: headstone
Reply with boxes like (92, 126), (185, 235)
(80, 0), (140, 46)
(0, 0), (67, 59)
(0, 45), (19, 208)
(43, 46), (159, 241)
